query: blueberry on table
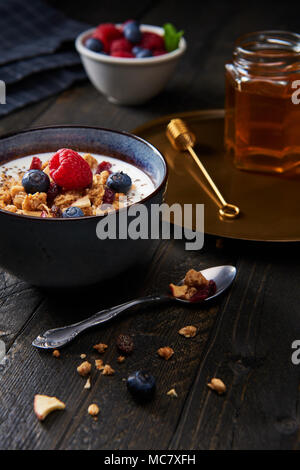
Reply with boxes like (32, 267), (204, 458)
(85, 37), (104, 52)
(22, 170), (50, 194)
(135, 48), (153, 58)
(106, 171), (132, 193)
(127, 371), (156, 401)
(62, 207), (84, 218)
(123, 21), (141, 43)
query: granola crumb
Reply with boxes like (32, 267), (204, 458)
(83, 153), (98, 170)
(95, 359), (104, 370)
(157, 347), (174, 361)
(80, 354), (87, 359)
(77, 361), (92, 376)
(93, 343), (108, 354)
(117, 356), (125, 363)
(84, 377), (91, 390)
(88, 403), (99, 417)
(167, 388), (178, 398)
(178, 325), (197, 338)
(207, 378), (227, 395)
(184, 269), (209, 288)
(52, 349), (60, 358)
(102, 364), (115, 376)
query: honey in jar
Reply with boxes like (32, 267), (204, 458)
(225, 31), (300, 174)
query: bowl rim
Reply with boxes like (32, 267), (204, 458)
(75, 24), (187, 65)
(0, 125), (168, 222)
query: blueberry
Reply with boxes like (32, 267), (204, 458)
(85, 37), (103, 52)
(123, 21), (141, 43)
(132, 46), (143, 56)
(127, 370), (156, 401)
(22, 170), (50, 194)
(106, 172), (132, 193)
(62, 207), (84, 218)
(135, 48), (153, 58)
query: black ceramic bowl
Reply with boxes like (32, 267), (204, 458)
(0, 126), (168, 288)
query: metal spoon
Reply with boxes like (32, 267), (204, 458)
(32, 265), (236, 350)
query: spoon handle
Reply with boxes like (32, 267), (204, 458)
(32, 294), (169, 349)
(74, 294), (168, 332)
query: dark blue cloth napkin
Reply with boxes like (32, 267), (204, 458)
(0, 0), (88, 65)
(0, 0), (90, 117)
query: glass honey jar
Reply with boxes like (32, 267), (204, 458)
(225, 31), (300, 174)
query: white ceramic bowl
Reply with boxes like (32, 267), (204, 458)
(75, 24), (186, 105)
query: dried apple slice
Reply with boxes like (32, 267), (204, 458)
(169, 283), (188, 299)
(34, 394), (66, 421)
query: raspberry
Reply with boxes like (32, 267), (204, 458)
(111, 51), (134, 58)
(153, 48), (167, 56)
(96, 161), (112, 174)
(49, 148), (92, 190)
(110, 38), (132, 54)
(29, 157), (42, 170)
(93, 23), (122, 52)
(47, 182), (60, 206)
(189, 280), (217, 303)
(139, 32), (165, 51)
(102, 188), (115, 205)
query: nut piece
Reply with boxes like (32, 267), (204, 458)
(84, 377), (91, 390)
(77, 361), (92, 376)
(178, 325), (197, 338)
(88, 403), (99, 417)
(83, 153), (98, 170)
(52, 349), (60, 358)
(184, 269), (209, 288)
(95, 359), (104, 370)
(93, 343), (108, 354)
(22, 192), (47, 211)
(34, 394), (66, 421)
(167, 388), (178, 398)
(116, 334), (134, 355)
(117, 355), (125, 363)
(102, 364), (115, 376)
(71, 195), (91, 209)
(80, 354), (87, 359)
(157, 347), (174, 360)
(207, 378), (226, 395)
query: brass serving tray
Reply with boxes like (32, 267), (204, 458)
(133, 109), (300, 242)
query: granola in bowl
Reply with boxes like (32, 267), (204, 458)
(0, 149), (155, 218)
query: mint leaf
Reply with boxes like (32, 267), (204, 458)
(163, 23), (184, 52)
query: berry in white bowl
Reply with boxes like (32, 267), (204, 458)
(75, 21), (186, 105)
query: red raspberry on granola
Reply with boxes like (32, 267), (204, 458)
(29, 157), (42, 170)
(49, 149), (92, 190)
(96, 161), (112, 174)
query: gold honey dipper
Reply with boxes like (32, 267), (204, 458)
(166, 119), (240, 219)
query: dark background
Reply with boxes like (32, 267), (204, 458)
(46, 0), (300, 110)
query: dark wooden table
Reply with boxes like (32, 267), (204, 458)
(0, 0), (300, 450)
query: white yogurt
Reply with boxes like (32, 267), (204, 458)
(0, 152), (155, 206)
